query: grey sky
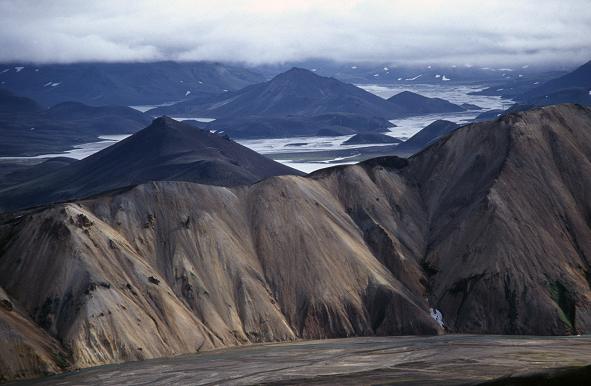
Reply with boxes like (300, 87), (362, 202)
(1, 0), (590, 66)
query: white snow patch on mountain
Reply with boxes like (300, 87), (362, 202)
(442, 75), (450, 81)
(185, 90), (191, 96)
(430, 308), (445, 327)
(14, 66), (24, 72)
(405, 74), (422, 81)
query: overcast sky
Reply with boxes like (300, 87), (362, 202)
(1, 0), (590, 66)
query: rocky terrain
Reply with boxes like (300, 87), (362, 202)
(1, 104), (591, 382)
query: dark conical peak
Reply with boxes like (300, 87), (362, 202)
(272, 67), (322, 81)
(140, 116), (198, 140)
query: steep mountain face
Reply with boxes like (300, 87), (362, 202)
(2, 104), (591, 382)
(518, 60), (591, 104)
(409, 104), (591, 334)
(0, 91), (152, 157)
(149, 68), (405, 119)
(0, 62), (265, 106)
(396, 120), (459, 153)
(387, 91), (466, 114)
(0, 117), (301, 212)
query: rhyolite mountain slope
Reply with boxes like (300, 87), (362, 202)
(2, 104), (591, 381)
(0, 62), (265, 106)
(0, 117), (301, 212)
(386, 91), (466, 114)
(149, 67), (407, 119)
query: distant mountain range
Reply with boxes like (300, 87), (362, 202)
(150, 67), (406, 118)
(0, 89), (152, 156)
(2, 104), (591, 382)
(151, 68), (475, 139)
(469, 60), (591, 123)
(254, 59), (560, 85)
(0, 61), (265, 106)
(0, 117), (300, 212)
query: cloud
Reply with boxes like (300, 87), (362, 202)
(0, 0), (590, 66)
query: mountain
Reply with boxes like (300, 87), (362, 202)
(0, 62), (265, 106)
(524, 88), (591, 106)
(149, 68), (406, 119)
(2, 104), (591, 382)
(195, 113), (393, 139)
(254, 59), (555, 85)
(0, 88), (42, 114)
(472, 104), (535, 123)
(518, 60), (591, 105)
(396, 120), (459, 154)
(386, 91), (466, 114)
(0, 117), (301, 212)
(0, 92), (152, 157)
(343, 133), (401, 145)
(0, 158), (76, 190)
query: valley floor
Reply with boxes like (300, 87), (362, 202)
(9, 335), (591, 386)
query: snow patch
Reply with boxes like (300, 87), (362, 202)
(518, 74), (524, 78)
(311, 68), (317, 72)
(35, 68), (39, 72)
(442, 75), (450, 81)
(43, 82), (52, 87)
(405, 74), (422, 81)
(397, 77), (402, 81)
(383, 67), (389, 71)
(51, 82), (60, 87)
(521, 65), (529, 69)
(185, 90), (191, 96)
(498, 68), (513, 71)
(351, 65), (357, 69)
(1, 69), (9, 74)
(435, 74), (441, 78)
(430, 308), (445, 327)
(14, 66), (24, 72)
(373, 74), (379, 77)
